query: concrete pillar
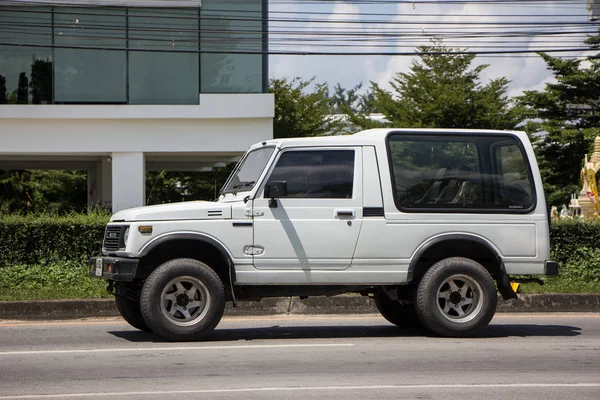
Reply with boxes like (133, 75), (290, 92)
(111, 152), (145, 212)
(101, 157), (112, 209)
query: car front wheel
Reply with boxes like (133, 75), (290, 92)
(140, 258), (225, 341)
(374, 296), (422, 329)
(115, 293), (150, 332)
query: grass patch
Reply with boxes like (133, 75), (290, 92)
(1, 245), (599, 301)
(0, 286), (111, 302)
(0, 260), (598, 301)
(0, 261), (110, 301)
(518, 278), (600, 294)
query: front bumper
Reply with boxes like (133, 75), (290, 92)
(545, 261), (559, 276)
(89, 257), (139, 281)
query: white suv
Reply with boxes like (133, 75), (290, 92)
(90, 128), (557, 341)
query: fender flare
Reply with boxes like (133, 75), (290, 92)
(139, 232), (236, 284)
(407, 233), (517, 300)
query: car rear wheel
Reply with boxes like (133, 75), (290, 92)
(415, 257), (497, 337)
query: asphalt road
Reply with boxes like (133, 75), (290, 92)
(0, 313), (599, 400)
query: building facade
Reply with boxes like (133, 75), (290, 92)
(0, 0), (273, 211)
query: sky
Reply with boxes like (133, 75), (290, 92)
(269, 0), (599, 99)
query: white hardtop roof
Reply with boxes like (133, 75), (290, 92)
(250, 128), (526, 150)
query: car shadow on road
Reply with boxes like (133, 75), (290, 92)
(108, 323), (582, 343)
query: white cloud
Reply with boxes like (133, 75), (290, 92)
(269, 0), (594, 98)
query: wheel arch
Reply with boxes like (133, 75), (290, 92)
(137, 232), (236, 298)
(407, 233), (516, 300)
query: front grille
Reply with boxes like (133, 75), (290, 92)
(103, 225), (127, 251)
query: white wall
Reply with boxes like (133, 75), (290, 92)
(0, 94), (274, 154)
(0, 118), (272, 153)
(0, 94), (273, 120)
(0, 94), (274, 211)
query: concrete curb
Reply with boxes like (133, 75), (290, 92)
(1, 294), (599, 320)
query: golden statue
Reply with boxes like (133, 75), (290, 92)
(576, 136), (600, 219)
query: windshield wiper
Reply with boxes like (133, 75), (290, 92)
(232, 181), (255, 189)
(222, 181), (256, 195)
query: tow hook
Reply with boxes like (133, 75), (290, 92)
(107, 280), (114, 294)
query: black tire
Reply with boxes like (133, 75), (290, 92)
(115, 295), (151, 332)
(415, 257), (497, 337)
(140, 258), (225, 342)
(374, 296), (423, 328)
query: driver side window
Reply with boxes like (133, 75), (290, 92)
(266, 150), (355, 199)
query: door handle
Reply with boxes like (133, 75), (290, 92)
(335, 209), (355, 218)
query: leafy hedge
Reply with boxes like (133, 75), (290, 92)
(550, 219), (600, 263)
(550, 219), (600, 286)
(0, 213), (598, 269)
(0, 214), (599, 296)
(0, 212), (109, 268)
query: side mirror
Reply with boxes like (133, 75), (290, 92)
(265, 181), (288, 199)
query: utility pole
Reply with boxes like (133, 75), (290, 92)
(589, 0), (600, 22)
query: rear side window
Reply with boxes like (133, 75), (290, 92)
(387, 134), (534, 212)
(266, 150), (355, 199)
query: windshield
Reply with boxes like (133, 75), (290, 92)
(222, 146), (275, 194)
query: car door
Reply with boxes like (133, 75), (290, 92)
(251, 147), (363, 270)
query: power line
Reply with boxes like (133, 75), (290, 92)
(1, 40), (594, 56)
(0, 0), (598, 59)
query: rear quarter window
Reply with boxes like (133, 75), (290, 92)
(387, 133), (535, 213)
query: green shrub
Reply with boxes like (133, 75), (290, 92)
(1, 213), (600, 298)
(0, 212), (109, 268)
(550, 219), (600, 264)
(541, 219), (600, 292)
(560, 247), (600, 283)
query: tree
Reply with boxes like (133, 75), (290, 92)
(30, 59), (53, 105)
(328, 83), (380, 133)
(146, 165), (235, 205)
(0, 170), (87, 214)
(330, 82), (377, 115)
(363, 40), (518, 130)
(16, 72), (28, 104)
(270, 77), (343, 138)
(518, 30), (600, 206)
(0, 74), (7, 104)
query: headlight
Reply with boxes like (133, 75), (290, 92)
(123, 227), (130, 246)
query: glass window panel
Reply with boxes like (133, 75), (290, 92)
(128, 8), (199, 105)
(493, 142), (534, 210)
(388, 134), (534, 211)
(389, 137), (482, 208)
(267, 151), (355, 199)
(200, 0), (263, 93)
(54, 7), (126, 103)
(222, 147), (275, 194)
(0, 7), (52, 104)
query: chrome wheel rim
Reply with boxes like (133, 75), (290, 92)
(160, 276), (211, 327)
(436, 274), (484, 323)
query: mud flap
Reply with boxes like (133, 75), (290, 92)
(497, 261), (518, 300)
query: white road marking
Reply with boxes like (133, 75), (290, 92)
(0, 343), (354, 356)
(1, 384), (599, 399)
